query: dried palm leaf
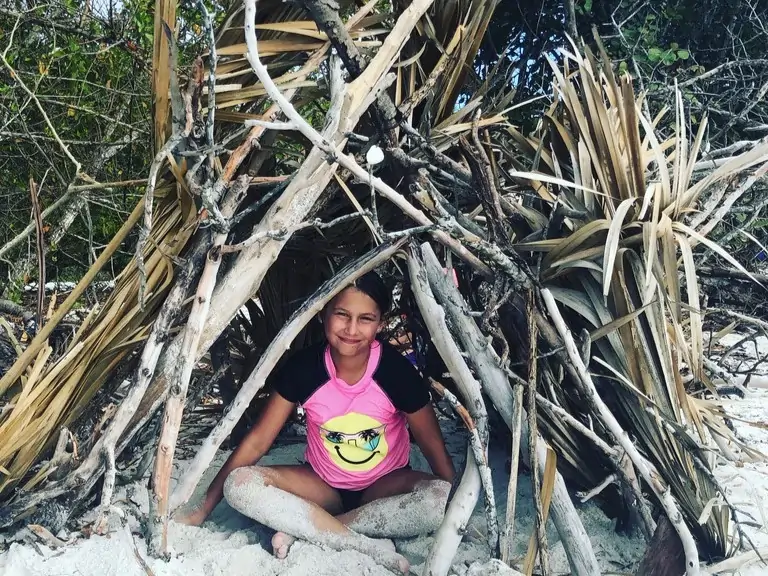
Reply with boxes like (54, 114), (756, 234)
(502, 46), (768, 556)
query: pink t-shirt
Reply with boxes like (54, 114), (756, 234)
(273, 341), (430, 490)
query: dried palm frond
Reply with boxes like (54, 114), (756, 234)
(0, 185), (196, 497)
(502, 42), (768, 557)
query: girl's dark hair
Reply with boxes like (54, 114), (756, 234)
(352, 271), (391, 315)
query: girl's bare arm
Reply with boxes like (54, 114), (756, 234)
(406, 404), (455, 483)
(178, 392), (295, 524)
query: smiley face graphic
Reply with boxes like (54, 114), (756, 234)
(319, 412), (388, 472)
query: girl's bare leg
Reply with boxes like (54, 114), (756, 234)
(271, 468), (451, 554)
(222, 465), (408, 574)
(339, 468), (452, 538)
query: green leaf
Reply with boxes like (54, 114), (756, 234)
(648, 47), (663, 62)
(677, 49), (690, 60)
(662, 49), (677, 65)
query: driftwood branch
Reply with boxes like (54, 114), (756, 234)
(147, 177), (249, 557)
(424, 446), (482, 576)
(430, 379), (499, 557)
(420, 243), (600, 576)
(525, 289), (550, 575)
(81, 220), (214, 533)
(408, 250), (497, 571)
(502, 384), (525, 565)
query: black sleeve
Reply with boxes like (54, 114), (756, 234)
(374, 342), (431, 414)
(270, 343), (326, 404)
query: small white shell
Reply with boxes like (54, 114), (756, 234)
(366, 145), (385, 166)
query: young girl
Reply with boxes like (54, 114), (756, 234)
(179, 272), (455, 574)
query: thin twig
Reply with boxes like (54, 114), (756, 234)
(198, 0), (217, 171)
(28, 177), (45, 328)
(220, 213), (363, 253)
(1, 14), (82, 174)
(136, 134), (183, 309)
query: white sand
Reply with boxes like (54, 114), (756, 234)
(2, 375), (767, 575)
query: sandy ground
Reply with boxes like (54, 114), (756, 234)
(1, 357), (767, 575)
(712, 387), (768, 575)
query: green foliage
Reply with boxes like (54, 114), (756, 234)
(576, 0), (593, 15)
(0, 0), (217, 295)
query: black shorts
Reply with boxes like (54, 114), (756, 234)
(337, 487), (366, 513)
(335, 463), (411, 513)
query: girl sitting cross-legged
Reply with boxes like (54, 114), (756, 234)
(178, 271), (455, 574)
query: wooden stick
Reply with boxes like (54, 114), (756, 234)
(430, 379), (499, 557)
(421, 243), (600, 576)
(89, 231), (214, 535)
(408, 252), (493, 574)
(540, 288), (701, 576)
(525, 288), (550, 575)
(146, 177), (249, 557)
(169, 238), (409, 511)
(502, 383), (524, 565)
(523, 448), (557, 575)
(28, 177), (45, 328)
(423, 445), (482, 576)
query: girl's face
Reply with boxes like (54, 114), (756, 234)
(323, 287), (383, 358)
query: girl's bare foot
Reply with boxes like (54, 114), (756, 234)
(271, 531), (296, 559)
(271, 530), (397, 560)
